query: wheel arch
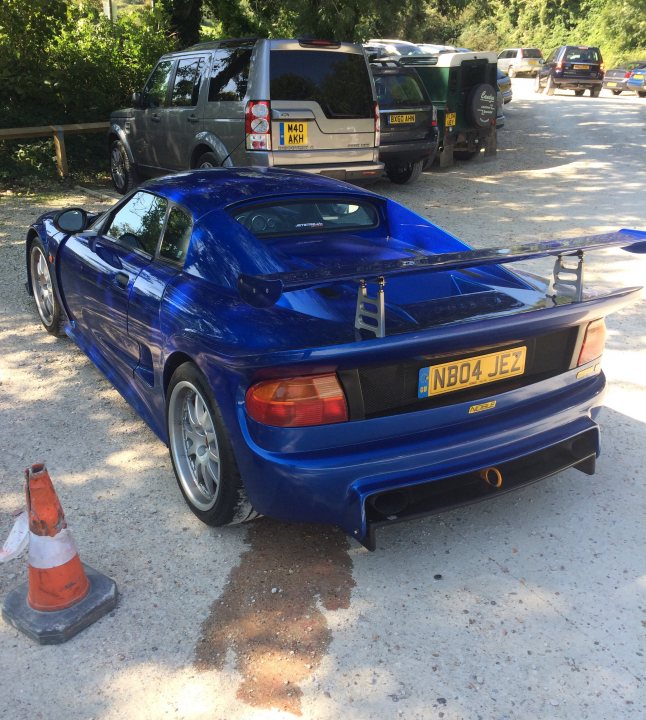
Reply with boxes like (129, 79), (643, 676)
(25, 227), (40, 296)
(163, 351), (196, 398)
(190, 132), (234, 168)
(108, 123), (136, 165)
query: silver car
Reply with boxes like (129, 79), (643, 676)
(109, 39), (382, 193)
(497, 48), (543, 77)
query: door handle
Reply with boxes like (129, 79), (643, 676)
(115, 271), (129, 289)
(187, 114), (199, 124)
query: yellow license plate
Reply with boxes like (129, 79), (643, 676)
(445, 112), (457, 127)
(418, 346), (527, 398)
(389, 113), (416, 124)
(279, 122), (308, 146)
(634, 73), (644, 80)
(573, 64), (589, 70)
(606, 81), (617, 87)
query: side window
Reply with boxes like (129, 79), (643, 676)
(160, 207), (192, 264)
(105, 192), (167, 256)
(171, 57), (205, 107)
(208, 48), (252, 102)
(144, 60), (174, 108)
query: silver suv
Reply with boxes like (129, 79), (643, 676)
(497, 48), (543, 77)
(109, 39), (382, 193)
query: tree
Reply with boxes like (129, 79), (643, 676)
(160, 0), (203, 48)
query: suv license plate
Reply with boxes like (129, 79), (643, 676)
(573, 64), (590, 70)
(418, 346), (527, 398)
(279, 122), (308, 146)
(389, 113), (416, 124)
(445, 112), (456, 127)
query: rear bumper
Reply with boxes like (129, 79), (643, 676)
(379, 136), (438, 165)
(552, 75), (603, 89)
(233, 367), (607, 549)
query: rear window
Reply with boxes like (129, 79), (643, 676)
(522, 48), (543, 59)
(375, 73), (426, 107)
(564, 47), (601, 63)
(232, 199), (379, 237)
(270, 50), (374, 118)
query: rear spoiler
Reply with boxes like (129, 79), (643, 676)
(238, 229), (646, 309)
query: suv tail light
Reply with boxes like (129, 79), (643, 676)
(246, 374), (349, 427)
(245, 100), (272, 151)
(556, 61), (563, 71)
(374, 102), (380, 147)
(432, 105), (438, 127)
(577, 319), (606, 366)
(624, 70), (632, 78)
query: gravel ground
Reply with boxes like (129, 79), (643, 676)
(1, 80), (645, 720)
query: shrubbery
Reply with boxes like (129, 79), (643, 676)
(0, 0), (174, 183)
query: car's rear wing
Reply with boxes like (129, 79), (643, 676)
(238, 229), (646, 337)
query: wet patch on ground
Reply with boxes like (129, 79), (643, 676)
(195, 518), (355, 715)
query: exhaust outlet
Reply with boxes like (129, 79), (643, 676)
(369, 490), (410, 517)
(479, 466), (503, 488)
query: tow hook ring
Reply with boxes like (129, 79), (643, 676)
(480, 467), (503, 489)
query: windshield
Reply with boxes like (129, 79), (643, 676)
(270, 50), (374, 118)
(232, 199), (380, 237)
(374, 73), (426, 107)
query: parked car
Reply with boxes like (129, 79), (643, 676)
(109, 38), (382, 194)
(400, 51), (498, 165)
(25, 169), (646, 548)
(496, 68), (512, 128)
(602, 61), (646, 94)
(370, 61), (438, 183)
(416, 43), (457, 55)
(535, 45), (604, 96)
(626, 66), (646, 97)
(497, 48), (543, 77)
(365, 39), (423, 58)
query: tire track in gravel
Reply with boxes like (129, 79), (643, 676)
(195, 518), (355, 715)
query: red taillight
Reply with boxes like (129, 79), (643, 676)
(374, 102), (380, 147)
(245, 100), (272, 151)
(556, 61), (563, 71)
(577, 319), (606, 366)
(246, 374), (349, 427)
(624, 71), (632, 78)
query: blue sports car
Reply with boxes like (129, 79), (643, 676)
(26, 169), (645, 549)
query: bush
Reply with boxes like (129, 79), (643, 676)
(0, 0), (174, 185)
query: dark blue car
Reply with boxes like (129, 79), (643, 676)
(26, 168), (645, 549)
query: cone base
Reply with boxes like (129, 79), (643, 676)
(2, 564), (117, 645)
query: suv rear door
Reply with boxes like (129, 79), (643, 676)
(268, 41), (376, 168)
(374, 69), (434, 146)
(561, 46), (602, 79)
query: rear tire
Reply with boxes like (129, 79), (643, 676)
(197, 152), (220, 169)
(612, 89), (622, 95)
(29, 238), (65, 337)
(166, 362), (255, 527)
(638, 91), (646, 98)
(507, 66), (516, 78)
(386, 159), (424, 185)
(574, 89), (585, 97)
(590, 86), (601, 97)
(546, 75), (555, 96)
(110, 139), (138, 195)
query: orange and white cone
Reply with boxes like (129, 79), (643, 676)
(1, 463), (117, 644)
(25, 463), (90, 611)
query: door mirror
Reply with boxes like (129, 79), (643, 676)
(132, 91), (144, 108)
(53, 208), (89, 234)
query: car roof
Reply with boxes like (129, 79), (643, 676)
(140, 168), (377, 219)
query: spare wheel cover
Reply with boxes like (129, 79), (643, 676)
(467, 83), (497, 128)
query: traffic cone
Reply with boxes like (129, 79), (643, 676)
(1, 463), (117, 644)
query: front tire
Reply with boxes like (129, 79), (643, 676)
(386, 159), (424, 184)
(110, 139), (138, 195)
(29, 239), (65, 336)
(166, 363), (253, 526)
(534, 73), (542, 93)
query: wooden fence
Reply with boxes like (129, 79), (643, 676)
(0, 122), (110, 177)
